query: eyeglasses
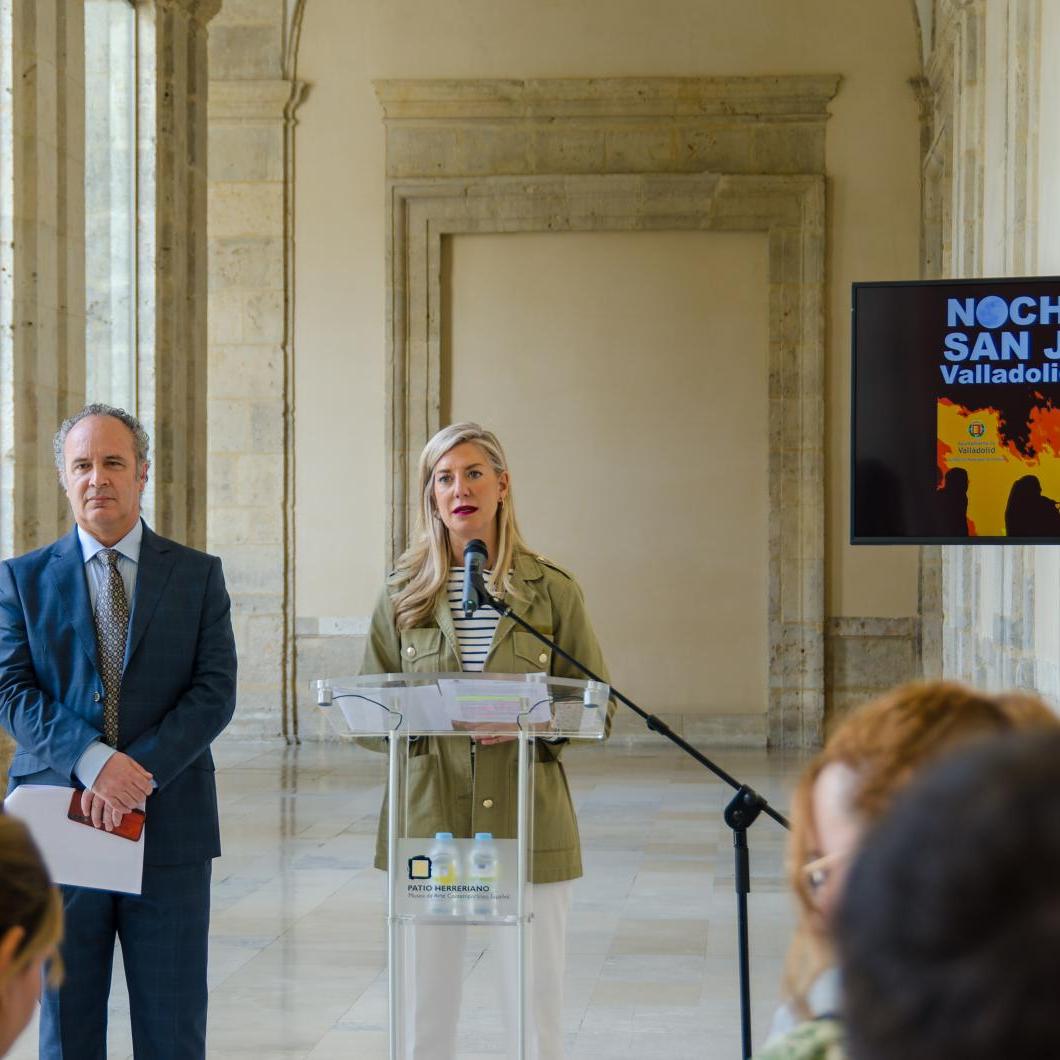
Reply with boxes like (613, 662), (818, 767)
(801, 849), (852, 894)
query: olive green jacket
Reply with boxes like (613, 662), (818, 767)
(360, 550), (613, 883)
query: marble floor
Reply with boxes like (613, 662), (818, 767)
(12, 737), (807, 1059)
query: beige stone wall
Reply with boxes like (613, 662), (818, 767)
(290, 0), (923, 744)
(281, 2), (928, 746)
(449, 230), (771, 720)
(372, 77), (833, 746)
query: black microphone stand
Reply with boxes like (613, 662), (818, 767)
(472, 571), (789, 1060)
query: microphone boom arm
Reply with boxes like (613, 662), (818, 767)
(470, 569), (789, 831)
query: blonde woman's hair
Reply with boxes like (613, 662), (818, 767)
(391, 422), (531, 630)
(783, 681), (1058, 1015)
(0, 814), (63, 988)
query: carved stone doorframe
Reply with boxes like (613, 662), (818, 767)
(377, 79), (836, 747)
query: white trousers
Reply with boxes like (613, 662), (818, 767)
(401, 879), (572, 1060)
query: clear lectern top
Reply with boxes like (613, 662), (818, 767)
(315, 671), (610, 739)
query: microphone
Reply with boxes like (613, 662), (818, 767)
(462, 539), (489, 617)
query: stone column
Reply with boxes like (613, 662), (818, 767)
(0, 0), (86, 559)
(925, 0), (1056, 697)
(135, 0), (220, 550)
(206, 3), (304, 737)
(0, 0), (87, 777)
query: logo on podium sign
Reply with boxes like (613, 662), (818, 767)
(407, 855), (431, 880)
(395, 837), (518, 919)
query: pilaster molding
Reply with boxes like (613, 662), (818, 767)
(157, 0), (222, 24)
(910, 75), (933, 131)
(283, 0), (308, 81)
(136, 0), (213, 549)
(375, 75), (839, 181)
(925, 0), (1055, 695)
(207, 58), (306, 736)
(385, 171), (827, 749)
(918, 545), (944, 678)
(375, 75), (842, 121)
(209, 79), (297, 120)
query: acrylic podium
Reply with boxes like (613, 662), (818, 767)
(315, 671), (609, 1059)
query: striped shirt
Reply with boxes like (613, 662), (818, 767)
(448, 567), (500, 672)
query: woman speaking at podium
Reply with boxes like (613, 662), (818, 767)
(361, 421), (611, 1058)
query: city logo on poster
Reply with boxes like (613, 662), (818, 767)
(968, 421), (986, 438)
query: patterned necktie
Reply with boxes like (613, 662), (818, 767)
(94, 549), (130, 747)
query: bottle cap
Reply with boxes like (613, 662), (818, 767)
(435, 832), (454, 840)
(474, 832), (493, 841)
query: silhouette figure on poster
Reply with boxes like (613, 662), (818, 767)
(1004, 475), (1060, 537)
(854, 460), (907, 538)
(936, 467), (970, 538)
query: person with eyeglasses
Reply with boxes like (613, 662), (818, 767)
(754, 681), (1059, 1060)
(837, 728), (1060, 1060)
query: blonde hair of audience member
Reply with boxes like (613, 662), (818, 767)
(391, 422), (530, 630)
(782, 680), (1057, 1015)
(0, 815), (63, 1057)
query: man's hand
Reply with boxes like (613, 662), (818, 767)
(81, 789), (126, 831)
(82, 752), (153, 830)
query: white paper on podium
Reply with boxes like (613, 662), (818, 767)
(397, 683), (457, 732)
(438, 679), (552, 726)
(338, 683), (453, 734)
(4, 784), (145, 895)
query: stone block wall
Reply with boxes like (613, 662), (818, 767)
(825, 618), (920, 734)
(207, 4), (300, 737)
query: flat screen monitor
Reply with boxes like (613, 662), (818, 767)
(852, 276), (1060, 544)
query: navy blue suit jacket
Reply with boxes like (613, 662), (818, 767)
(0, 521), (237, 865)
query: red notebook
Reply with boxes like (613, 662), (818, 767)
(67, 791), (145, 843)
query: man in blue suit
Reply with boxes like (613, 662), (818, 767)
(0, 404), (238, 1058)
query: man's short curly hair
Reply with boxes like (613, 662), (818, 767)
(53, 404), (150, 487)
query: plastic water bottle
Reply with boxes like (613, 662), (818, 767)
(468, 832), (499, 918)
(428, 832), (460, 915)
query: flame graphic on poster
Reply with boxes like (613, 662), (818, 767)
(938, 398), (1060, 536)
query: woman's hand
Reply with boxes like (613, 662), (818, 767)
(464, 721), (554, 745)
(474, 732), (518, 745)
